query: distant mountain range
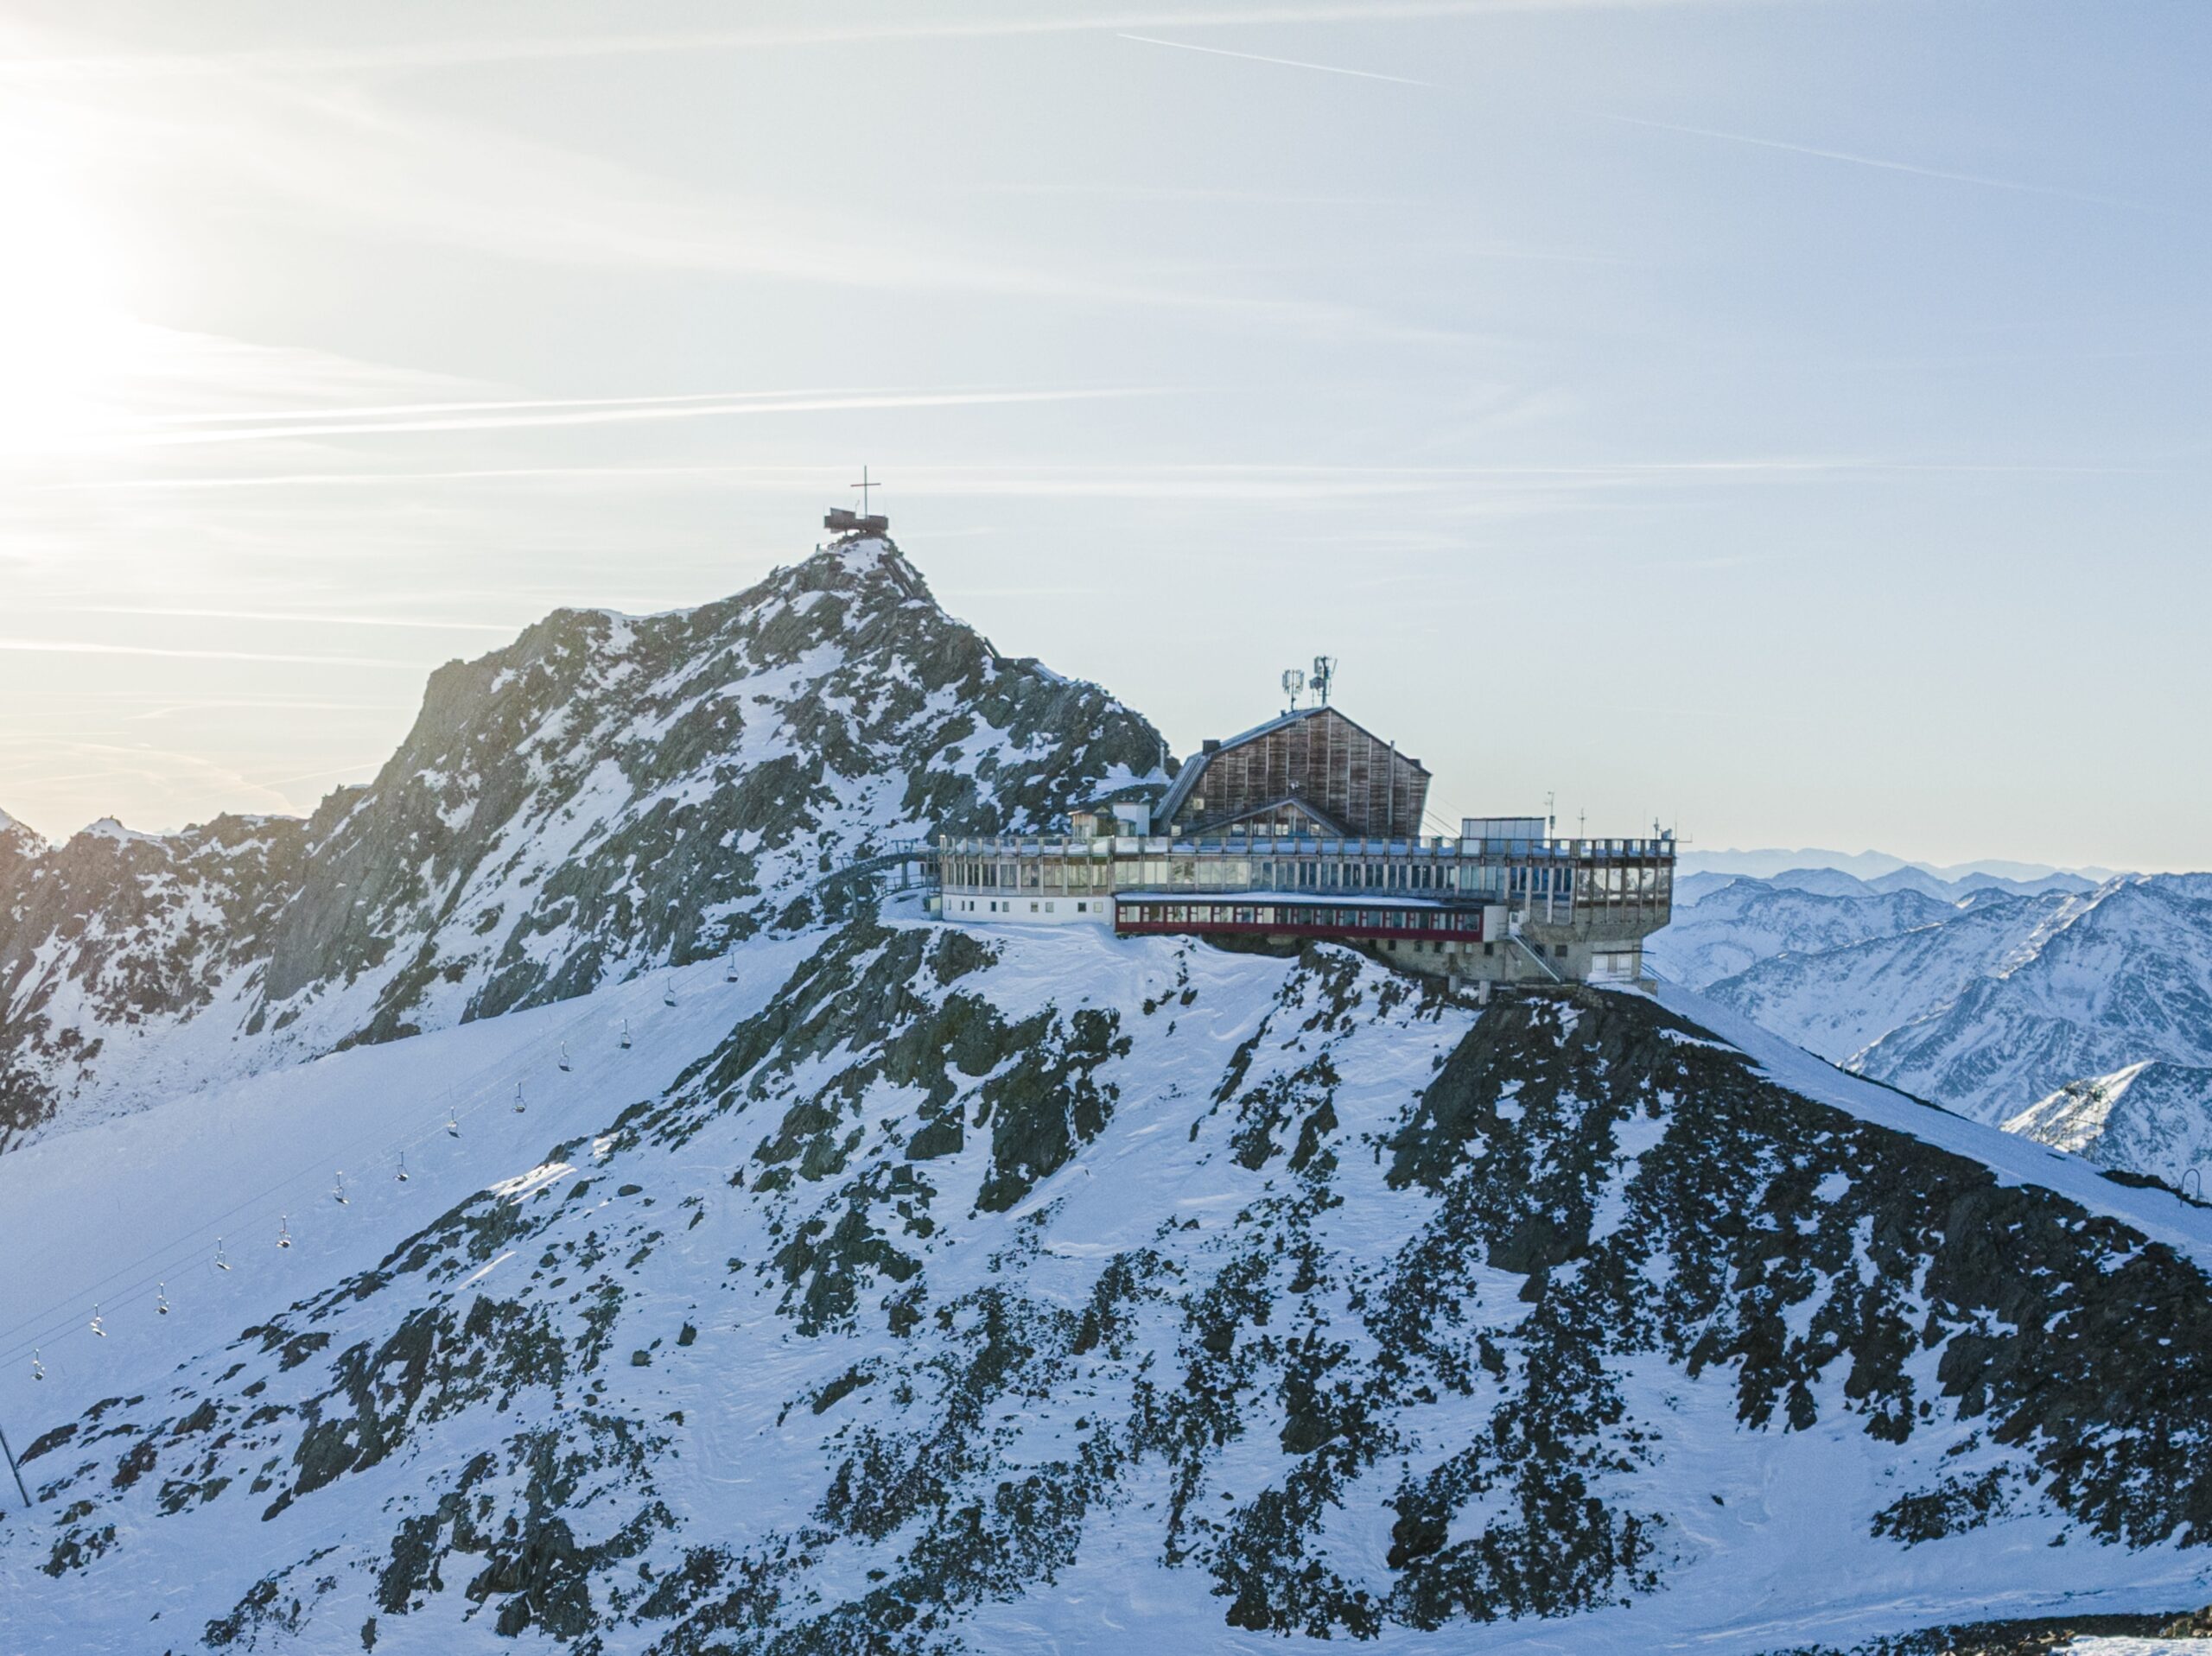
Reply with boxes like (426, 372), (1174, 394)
(1681, 847), (2127, 885)
(1651, 866), (2212, 1182)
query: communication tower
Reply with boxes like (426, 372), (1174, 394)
(1310, 656), (1336, 707)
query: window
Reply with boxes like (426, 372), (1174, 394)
(1030, 901), (1039, 912)
(1044, 901), (1054, 913)
(1076, 900), (1087, 913)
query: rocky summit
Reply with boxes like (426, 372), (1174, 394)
(3, 538), (2212, 1653)
(0, 540), (1160, 1151)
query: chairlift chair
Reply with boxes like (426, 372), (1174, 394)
(277, 1215), (293, 1249)
(558, 1041), (571, 1073)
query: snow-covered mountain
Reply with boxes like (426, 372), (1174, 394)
(1652, 868), (2212, 1181)
(7, 917), (2212, 1653)
(1681, 847), (2113, 888)
(1849, 874), (2212, 1122)
(1647, 876), (1966, 987)
(2006, 1060), (2212, 1181)
(0, 539), (1160, 1152)
(7, 536), (2212, 1650)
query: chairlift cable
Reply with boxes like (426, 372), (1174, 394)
(0, 977), (671, 1367)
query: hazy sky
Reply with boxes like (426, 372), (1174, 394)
(0, 2), (2203, 871)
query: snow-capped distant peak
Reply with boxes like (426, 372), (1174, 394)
(72, 815), (162, 846)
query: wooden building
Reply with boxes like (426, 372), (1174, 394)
(1155, 707), (1429, 840)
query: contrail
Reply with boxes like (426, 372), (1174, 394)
(1596, 112), (2177, 217)
(1117, 33), (1433, 86)
(45, 454), (2164, 497)
(107, 387), (1167, 450)
(48, 605), (516, 633)
(140, 385), (931, 428)
(0, 639), (435, 669)
(0, 3), (1788, 80)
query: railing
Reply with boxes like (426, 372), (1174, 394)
(1506, 935), (1566, 984)
(936, 832), (1675, 862)
(814, 841), (938, 891)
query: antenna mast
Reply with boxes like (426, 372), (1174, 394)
(1310, 656), (1336, 707)
(1280, 667), (1306, 713)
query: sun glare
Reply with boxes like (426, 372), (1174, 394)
(0, 111), (140, 457)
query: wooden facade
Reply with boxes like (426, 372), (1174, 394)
(1166, 707), (1428, 840)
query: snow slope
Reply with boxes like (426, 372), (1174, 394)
(5, 918), (2212, 1653)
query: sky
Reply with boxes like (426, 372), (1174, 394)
(0, 1), (2203, 872)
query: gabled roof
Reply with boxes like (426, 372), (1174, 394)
(1184, 794), (1351, 840)
(1158, 705), (1427, 827)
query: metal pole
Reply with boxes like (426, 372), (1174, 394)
(1, 1415), (31, 1510)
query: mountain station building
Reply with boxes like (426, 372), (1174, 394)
(934, 704), (1675, 988)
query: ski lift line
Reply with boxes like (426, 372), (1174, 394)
(0, 987), (683, 1367)
(0, 950), (732, 1368)
(0, 1039), (537, 1348)
(1, 1415), (31, 1510)
(0, 986), (639, 1348)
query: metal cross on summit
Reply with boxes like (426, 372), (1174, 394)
(852, 466), (880, 517)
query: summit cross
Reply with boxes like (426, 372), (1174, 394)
(852, 467), (880, 517)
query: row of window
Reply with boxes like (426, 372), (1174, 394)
(943, 857), (1669, 902)
(947, 898), (1098, 916)
(1115, 902), (1485, 937)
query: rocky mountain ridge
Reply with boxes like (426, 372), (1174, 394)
(0, 538), (1162, 1152)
